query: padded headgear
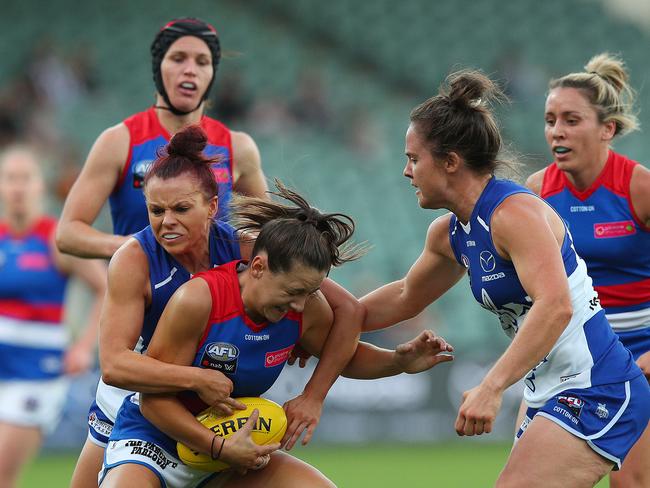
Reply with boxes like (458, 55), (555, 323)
(151, 17), (220, 115)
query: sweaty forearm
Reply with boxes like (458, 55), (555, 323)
(482, 301), (571, 392)
(57, 221), (127, 259)
(101, 350), (202, 393)
(341, 342), (401, 379)
(361, 281), (421, 332)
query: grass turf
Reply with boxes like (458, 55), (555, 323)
(20, 442), (609, 487)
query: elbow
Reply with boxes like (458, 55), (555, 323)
(55, 224), (73, 255)
(100, 359), (125, 388)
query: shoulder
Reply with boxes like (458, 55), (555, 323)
(86, 122), (130, 168)
(425, 213), (456, 259)
(109, 237), (147, 272)
(231, 130), (260, 160)
(525, 168), (547, 195)
(174, 277), (212, 309)
(630, 162), (650, 224)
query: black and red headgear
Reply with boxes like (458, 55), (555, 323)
(151, 17), (221, 115)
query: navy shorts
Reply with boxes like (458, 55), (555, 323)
(516, 374), (650, 469)
(87, 399), (114, 447)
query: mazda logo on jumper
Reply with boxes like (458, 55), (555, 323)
(479, 251), (496, 272)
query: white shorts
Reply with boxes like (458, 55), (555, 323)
(0, 377), (70, 434)
(100, 439), (230, 488)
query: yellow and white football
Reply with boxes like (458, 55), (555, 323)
(177, 397), (287, 472)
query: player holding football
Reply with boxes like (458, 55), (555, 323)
(99, 181), (455, 488)
(64, 18), (364, 488)
(527, 52), (650, 488)
(0, 146), (106, 487)
(360, 69), (650, 487)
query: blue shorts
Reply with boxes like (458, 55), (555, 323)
(516, 374), (650, 469)
(616, 326), (650, 361)
(87, 400), (114, 447)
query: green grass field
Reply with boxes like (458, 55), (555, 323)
(19, 443), (609, 488)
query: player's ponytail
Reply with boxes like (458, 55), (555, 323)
(144, 125), (219, 201)
(230, 179), (365, 273)
(410, 69), (509, 175)
(549, 52), (639, 136)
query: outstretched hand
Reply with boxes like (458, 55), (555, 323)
(395, 329), (454, 374)
(220, 409), (280, 474)
(281, 392), (324, 450)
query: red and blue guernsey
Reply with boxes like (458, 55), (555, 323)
(108, 260), (301, 456)
(109, 107), (235, 235)
(447, 177), (639, 408)
(0, 217), (69, 380)
(94, 221), (241, 422)
(541, 151), (650, 332)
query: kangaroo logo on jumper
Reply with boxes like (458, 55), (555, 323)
(595, 403), (609, 419)
(201, 342), (239, 374)
(132, 160), (154, 189)
(480, 289), (531, 339)
(479, 251), (496, 272)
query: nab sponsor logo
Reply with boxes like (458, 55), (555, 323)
(201, 342), (239, 374)
(479, 251), (496, 272)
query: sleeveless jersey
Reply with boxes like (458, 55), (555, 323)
(541, 151), (650, 330)
(95, 221), (241, 420)
(109, 107), (235, 235)
(0, 217), (69, 380)
(448, 177), (639, 407)
(109, 260), (302, 455)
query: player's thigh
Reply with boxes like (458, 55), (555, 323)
(219, 451), (336, 488)
(498, 416), (612, 488)
(610, 422), (650, 488)
(70, 438), (106, 488)
(100, 463), (161, 488)
(0, 421), (42, 472)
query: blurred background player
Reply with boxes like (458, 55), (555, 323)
(527, 52), (650, 488)
(101, 181), (453, 488)
(56, 17), (268, 259)
(360, 69), (650, 487)
(0, 146), (106, 488)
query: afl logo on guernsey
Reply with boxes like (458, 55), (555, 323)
(132, 160), (154, 189)
(479, 251), (496, 272)
(201, 342), (239, 374)
(460, 254), (470, 268)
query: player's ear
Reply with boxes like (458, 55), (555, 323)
(208, 196), (218, 219)
(250, 253), (268, 278)
(445, 152), (462, 173)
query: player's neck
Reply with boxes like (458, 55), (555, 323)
(4, 210), (39, 234)
(155, 103), (204, 135)
(564, 148), (609, 191)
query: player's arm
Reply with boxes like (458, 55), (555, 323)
(629, 163), (650, 377)
(282, 280), (363, 448)
(52, 237), (107, 375)
(630, 164), (650, 228)
(56, 124), (131, 258)
(99, 242), (232, 401)
(140, 279), (275, 467)
(455, 194), (573, 436)
(231, 130), (268, 198)
(299, 299), (453, 380)
(525, 168), (546, 195)
(361, 214), (466, 331)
